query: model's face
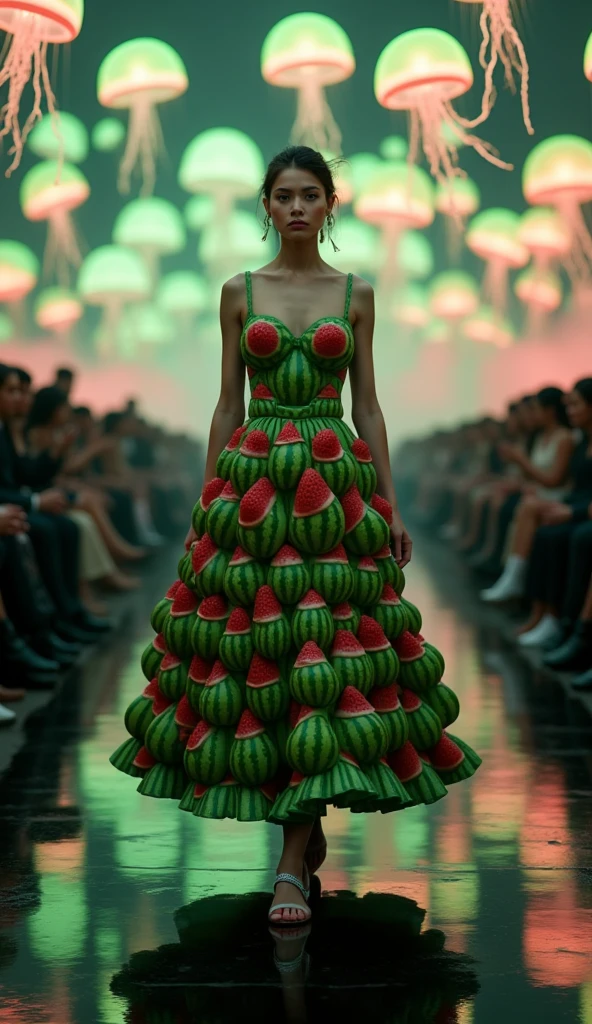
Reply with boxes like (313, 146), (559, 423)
(0, 373), (22, 419)
(264, 167), (332, 243)
(566, 389), (592, 429)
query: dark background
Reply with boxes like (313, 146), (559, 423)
(1, 0), (591, 275)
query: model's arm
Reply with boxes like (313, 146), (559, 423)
(349, 277), (412, 568)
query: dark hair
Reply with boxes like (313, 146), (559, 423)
(536, 386), (569, 426)
(73, 405), (91, 417)
(262, 146), (338, 202)
(0, 363), (17, 387)
(574, 378), (592, 405)
(27, 386), (68, 430)
(13, 366), (32, 385)
(103, 411), (124, 434)
(55, 367), (74, 381)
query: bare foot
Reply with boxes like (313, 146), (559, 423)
(0, 685), (25, 702)
(304, 820), (327, 875)
(269, 870), (310, 925)
(102, 572), (141, 592)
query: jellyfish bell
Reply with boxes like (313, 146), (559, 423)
(20, 161), (90, 285)
(91, 117), (125, 153)
(374, 28), (512, 184)
(429, 270), (480, 321)
(28, 111), (89, 163)
(34, 286), (83, 337)
(113, 196), (186, 280)
(392, 283), (430, 329)
(179, 128), (264, 220)
(463, 305), (514, 347)
(261, 12), (355, 153)
(466, 208), (528, 312)
(585, 31), (592, 82)
(184, 196), (215, 234)
(156, 270), (207, 339)
(78, 244), (151, 356)
(0, 312), (14, 342)
(397, 230), (434, 281)
(0, 240), (39, 303)
(97, 37), (189, 196)
(0, 0), (83, 175)
(349, 152), (382, 198)
(514, 267), (563, 332)
(517, 208), (571, 269)
(380, 135), (408, 161)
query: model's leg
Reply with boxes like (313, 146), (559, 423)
(304, 817), (327, 874)
(269, 822), (314, 924)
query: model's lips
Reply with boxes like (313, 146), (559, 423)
(288, 220), (308, 227)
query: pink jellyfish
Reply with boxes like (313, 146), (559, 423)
(20, 161), (90, 285)
(374, 28), (512, 186)
(518, 208), (571, 272)
(97, 38), (189, 196)
(0, 0), (83, 174)
(454, 0), (533, 133)
(514, 268), (563, 333)
(466, 208), (528, 312)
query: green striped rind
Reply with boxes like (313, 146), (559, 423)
(288, 499), (346, 556)
(124, 693), (155, 740)
(312, 452), (357, 497)
(199, 675), (244, 727)
(267, 559), (311, 605)
(351, 560), (383, 607)
(286, 710), (339, 775)
(237, 786), (274, 822)
(375, 552), (400, 587)
(372, 600), (409, 641)
(289, 658), (340, 708)
(351, 761), (411, 813)
(331, 653), (374, 697)
(343, 506), (390, 557)
(401, 763), (448, 806)
(163, 614), (195, 660)
(230, 731), (279, 785)
(183, 727), (232, 784)
(215, 447), (237, 481)
(303, 755), (377, 810)
(194, 549), (231, 598)
(310, 395), (343, 418)
(405, 701), (443, 750)
(311, 560), (354, 603)
(206, 496), (240, 550)
(191, 498), (208, 536)
(178, 549), (196, 590)
(179, 780), (198, 813)
(141, 638), (165, 681)
(110, 736), (144, 776)
(269, 348), (322, 405)
(376, 704), (409, 752)
(230, 453), (269, 497)
(194, 779), (239, 819)
(268, 782), (318, 824)
(186, 675), (208, 716)
(158, 659), (190, 701)
(252, 616), (292, 659)
(219, 631), (254, 672)
(433, 735), (482, 784)
(367, 646), (400, 687)
(272, 715), (291, 766)
(401, 597), (422, 634)
(224, 559), (267, 606)
(238, 496), (288, 558)
(398, 649), (443, 692)
(191, 617), (227, 661)
(331, 603), (361, 633)
(422, 641), (445, 676)
(150, 596), (173, 634)
(291, 604), (335, 652)
(333, 711), (388, 764)
(144, 704), (185, 764)
(246, 679), (289, 722)
(248, 397), (275, 418)
(355, 461), (378, 502)
(423, 682), (460, 728)
(137, 763), (187, 800)
(268, 442), (311, 491)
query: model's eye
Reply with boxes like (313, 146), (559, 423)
(306, 193), (319, 200)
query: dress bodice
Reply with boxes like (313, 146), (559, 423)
(240, 271), (354, 421)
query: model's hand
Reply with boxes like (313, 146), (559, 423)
(184, 524), (197, 551)
(541, 502), (572, 526)
(0, 504), (28, 535)
(391, 511), (412, 568)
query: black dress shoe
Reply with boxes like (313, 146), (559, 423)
(55, 620), (99, 645)
(32, 631), (81, 668)
(73, 611), (115, 634)
(543, 622), (592, 671)
(571, 667), (592, 691)
(0, 618), (60, 676)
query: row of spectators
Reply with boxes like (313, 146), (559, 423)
(394, 379), (592, 692)
(0, 365), (201, 723)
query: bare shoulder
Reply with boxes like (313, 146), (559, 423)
(221, 273), (246, 301)
(350, 275), (374, 318)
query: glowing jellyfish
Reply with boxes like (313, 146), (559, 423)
(157, 270), (207, 338)
(585, 32), (592, 82)
(184, 196), (215, 233)
(463, 305), (514, 347)
(397, 230), (434, 280)
(91, 117), (125, 153)
(380, 135), (408, 161)
(518, 208), (571, 271)
(374, 28), (512, 184)
(454, 0), (533, 133)
(514, 267), (563, 331)
(466, 208), (528, 312)
(199, 210), (274, 282)
(522, 135), (592, 280)
(20, 161), (90, 285)
(113, 196), (185, 280)
(349, 152), (382, 197)
(392, 284), (430, 329)
(97, 38), (189, 196)
(0, 312), (14, 341)
(28, 111), (88, 163)
(179, 128), (264, 220)
(0, 240), (39, 303)
(78, 245), (151, 356)
(429, 270), (480, 321)
(0, 0), (83, 174)
(436, 175), (480, 259)
(34, 286), (83, 337)
(329, 217), (381, 276)
(261, 13), (355, 153)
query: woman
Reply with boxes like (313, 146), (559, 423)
(109, 147), (480, 929)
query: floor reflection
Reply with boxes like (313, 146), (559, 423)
(0, 546), (591, 1023)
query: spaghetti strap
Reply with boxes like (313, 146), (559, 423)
(344, 273), (353, 320)
(245, 271), (253, 317)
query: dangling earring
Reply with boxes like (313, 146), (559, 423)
(262, 214), (271, 242)
(319, 227), (325, 243)
(326, 212), (340, 253)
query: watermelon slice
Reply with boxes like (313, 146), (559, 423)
(240, 429), (270, 457)
(188, 655), (212, 683)
(316, 542), (348, 564)
(294, 640), (327, 668)
(224, 426), (247, 452)
(153, 633), (167, 654)
(335, 685), (374, 719)
(429, 734), (465, 771)
(235, 708), (265, 739)
(341, 485), (366, 532)
(351, 439), (373, 463)
(220, 481), (240, 501)
(152, 690), (173, 716)
(293, 469), (335, 518)
(191, 533), (220, 575)
(317, 384), (339, 399)
(206, 659), (231, 686)
(201, 477), (226, 508)
(358, 555), (380, 573)
(399, 688), (422, 711)
(289, 699), (302, 729)
(357, 615), (391, 652)
(198, 595), (229, 622)
(379, 583), (400, 605)
(253, 585), (283, 623)
(332, 602), (355, 621)
(252, 382), (274, 400)
(159, 651), (182, 672)
(170, 583), (199, 618)
(370, 683), (401, 712)
(165, 579), (182, 600)
(229, 545), (254, 566)
(143, 677), (160, 699)
(275, 421), (304, 445)
(331, 629), (366, 659)
(371, 494), (393, 525)
(271, 544), (305, 567)
(238, 477), (277, 528)
(389, 741), (423, 782)
(225, 607), (251, 635)
(294, 703), (322, 726)
(193, 782), (210, 798)
(336, 368), (348, 382)
(133, 746), (157, 770)
(296, 588), (327, 611)
(187, 720), (215, 751)
(393, 631), (424, 662)
(247, 652), (281, 688)
(312, 429), (344, 462)
(175, 694), (198, 729)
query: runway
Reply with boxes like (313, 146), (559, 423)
(1, 538), (591, 1023)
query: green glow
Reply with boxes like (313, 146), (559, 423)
(183, 817), (269, 903)
(97, 38), (188, 108)
(78, 245), (151, 304)
(185, 195), (215, 232)
(349, 152), (382, 196)
(518, 207), (571, 257)
(28, 111), (88, 163)
(585, 31), (592, 82)
(467, 208), (528, 266)
(330, 216), (381, 274)
(436, 176), (480, 217)
(125, 302), (176, 347)
(355, 161), (435, 229)
(199, 210), (274, 273)
(0, 312), (14, 341)
(19, 160), (90, 220)
(0, 239), (39, 276)
(157, 271), (208, 315)
(463, 305), (515, 345)
(380, 135), (408, 161)
(429, 270), (480, 319)
(522, 135), (592, 205)
(392, 283), (429, 327)
(92, 117), (125, 152)
(515, 267), (562, 310)
(29, 872), (88, 964)
(114, 797), (181, 876)
(179, 128), (264, 199)
(397, 229), (434, 279)
(261, 13), (355, 88)
(375, 29), (473, 110)
(393, 804), (429, 866)
(113, 197), (185, 254)
(423, 318), (450, 344)
(431, 870), (479, 923)
(34, 287), (83, 329)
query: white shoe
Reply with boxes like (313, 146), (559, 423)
(480, 578), (524, 603)
(138, 530), (166, 548)
(439, 524), (460, 540)
(0, 703), (16, 724)
(518, 616), (563, 648)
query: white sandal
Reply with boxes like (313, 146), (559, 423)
(268, 872), (312, 926)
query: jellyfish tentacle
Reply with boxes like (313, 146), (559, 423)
(291, 82), (342, 154)
(498, 4), (534, 135)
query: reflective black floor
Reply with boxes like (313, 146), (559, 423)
(1, 540), (592, 1023)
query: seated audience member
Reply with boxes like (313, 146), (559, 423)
(544, 572), (592, 690)
(439, 418), (504, 541)
(53, 366), (75, 398)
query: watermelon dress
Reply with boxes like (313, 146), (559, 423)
(110, 271), (481, 822)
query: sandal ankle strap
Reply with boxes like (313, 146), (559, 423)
(274, 872), (310, 901)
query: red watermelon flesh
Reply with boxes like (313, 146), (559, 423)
(201, 477), (226, 508)
(225, 427), (247, 452)
(143, 677), (160, 699)
(370, 683), (401, 712)
(358, 556), (379, 573)
(312, 429), (343, 462)
(246, 319), (280, 356)
(374, 544), (392, 561)
(253, 585), (283, 623)
(171, 584), (199, 618)
(160, 652), (182, 672)
(241, 429), (270, 457)
(175, 694), (198, 729)
(252, 382), (274, 399)
(133, 746), (157, 770)
(357, 615), (390, 652)
(294, 704), (322, 726)
(317, 543), (348, 564)
(247, 652), (280, 688)
(332, 602), (355, 620)
(247, 366), (255, 380)
(220, 774), (239, 787)
(187, 719), (215, 751)
(153, 691), (173, 716)
(226, 607), (251, 635)
(293, 469), (335, 517)
(351, 439), (373, 463)
(294, 640), (327, 668)
(206, 660), (230, 686)
(275, 421), (304, 445)
(229, 545), (254, 566)
(379, 583), (400, 606)
(312, 322), (348, 358)
(220, 481), (240, 501)
(235, 708), (265, 739)
(289, 770), (306, 787)
(194, 782), (210, 798)
(153, 633), (167, 654)
(239, 477), (277, 528)
(331, 629), (366, 659)
(429, 734), (464, 770)
(198, 595), (229, 622)
(289, 699), (302, 729)
(400, 688), (423, 712)
(393, 631), (424, 662)
(389, 741), (423, 781)
(317, 384), (340, 399)
(165, 579), (182, 600)
(341, 485), (366, 532)
(371, 494), (393, 525)
(188, 655), (213, 683)
(192, 533), (219, 575)
(260, 780), (279, 802)
(336, 368), (348, 383)
(271, 544), (304, 567)
(296, 588), (327, 611)
(335, 685), (374, 719)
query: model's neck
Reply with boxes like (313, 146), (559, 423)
(272, 239), (326, 273)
